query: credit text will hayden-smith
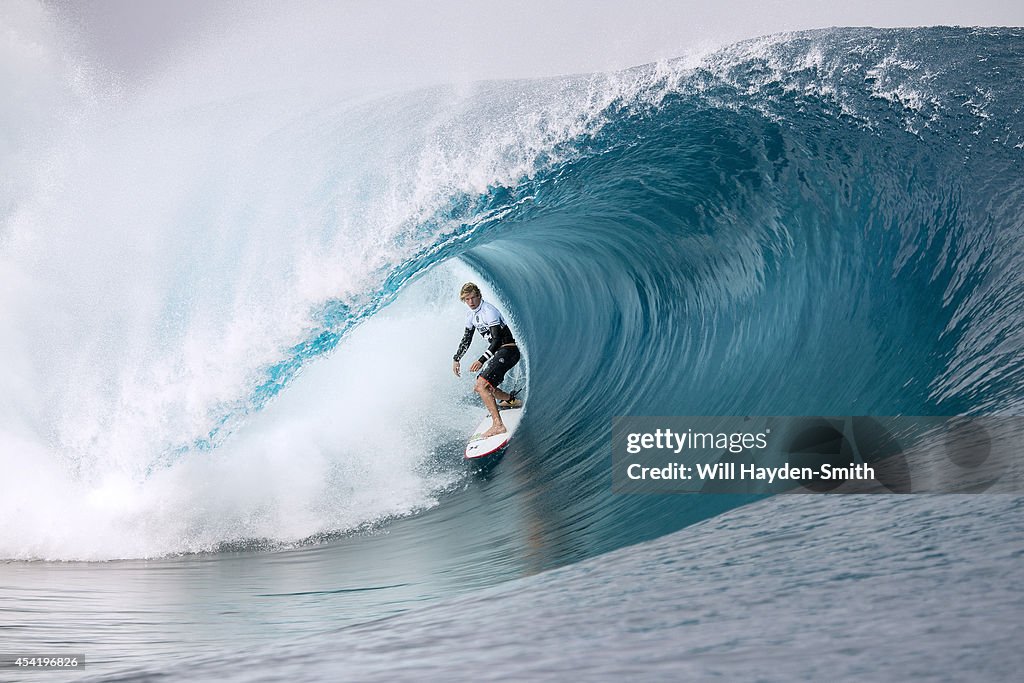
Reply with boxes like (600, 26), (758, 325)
(626, 461), (876, 483)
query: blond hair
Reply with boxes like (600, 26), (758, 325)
(459, 282), (481, 300)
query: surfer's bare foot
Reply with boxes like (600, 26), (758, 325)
(482, 424), (507, 438)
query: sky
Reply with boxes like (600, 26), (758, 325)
(45, 0), (1024, 86)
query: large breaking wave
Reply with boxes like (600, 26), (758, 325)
(2, 24), (1023, 560)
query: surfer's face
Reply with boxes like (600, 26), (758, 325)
(461, 292), (481, 308)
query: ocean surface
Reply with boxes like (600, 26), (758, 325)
(2, 19), (1023, 681)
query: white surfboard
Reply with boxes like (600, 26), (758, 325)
(464, 407), (523, 460)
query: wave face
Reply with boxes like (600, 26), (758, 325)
(460, 26), (1024, 558)
(2, 26), (1024, 561)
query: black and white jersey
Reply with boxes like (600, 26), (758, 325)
(454, 300), (516, 362)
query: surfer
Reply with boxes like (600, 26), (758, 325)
(452, 282), (522, 438)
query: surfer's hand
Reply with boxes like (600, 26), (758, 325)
(469, 360), (482, 373)
(452, 360), (461, 377)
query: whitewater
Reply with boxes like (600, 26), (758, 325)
(2, 3), (1023, 680)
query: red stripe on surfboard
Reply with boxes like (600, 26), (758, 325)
(464, 436), (510, 460)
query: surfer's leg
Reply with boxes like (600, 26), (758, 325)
(475, 376), (507, 437)
(476, 346), (522, 435)
(481, 346), (520, 404)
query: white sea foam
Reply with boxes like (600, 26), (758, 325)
(0, 263), (490, 560)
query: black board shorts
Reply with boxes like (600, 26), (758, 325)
(479, 345), (520, 387)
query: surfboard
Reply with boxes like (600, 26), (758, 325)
(464, 406), (523, 460)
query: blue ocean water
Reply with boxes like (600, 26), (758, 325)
(2, 25), (1023, 681)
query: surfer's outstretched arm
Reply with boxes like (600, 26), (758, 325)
(452, 327), (473, 376)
